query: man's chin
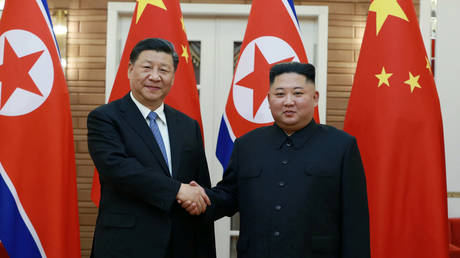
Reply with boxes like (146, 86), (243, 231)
(278, 117), (298, 125)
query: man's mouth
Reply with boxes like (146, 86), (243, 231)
(145, 85), (161, 90)
(284, 110), (296, 115)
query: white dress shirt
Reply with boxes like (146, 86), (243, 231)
(130, 92), (172, 174)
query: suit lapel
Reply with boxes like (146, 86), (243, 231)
(164, 105), (182, 179)
(119, 94), (170, 176)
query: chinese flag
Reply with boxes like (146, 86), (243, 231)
(343, 0), (449, 257)
(0, 0), (81, 257)
(216, 0), (318, 169)
(91, 0), (202, 205)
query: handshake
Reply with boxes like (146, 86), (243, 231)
(176, 181), (210, 215)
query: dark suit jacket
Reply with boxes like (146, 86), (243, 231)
(207, 120), (370, 258)
(87, 93), (215, 258)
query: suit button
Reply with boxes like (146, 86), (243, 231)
(278, 181), (285, 187)
(286, 142), (292, 147)
(273, 231), (280, 237)
(281, 160), (288, 165)
(275, 205), (282, 211)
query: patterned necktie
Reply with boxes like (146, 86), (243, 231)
(147, 111), (169, 170)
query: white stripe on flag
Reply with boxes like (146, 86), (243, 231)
(223, 112), (237, 142)
(35, 0), (60, 57)
(0, 162), (47, 258)
(281, 0), (306, 47)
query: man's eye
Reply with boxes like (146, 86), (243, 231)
(294, 92), (304, 96)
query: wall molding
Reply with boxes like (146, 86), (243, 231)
(448, 192), (460, 198)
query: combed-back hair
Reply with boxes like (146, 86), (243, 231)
(129, 38), (179, 70)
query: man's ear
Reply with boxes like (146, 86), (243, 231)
(127, 62), (133, 79)
(313, 91), (319, 107)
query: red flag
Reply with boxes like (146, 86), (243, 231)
(91, 0), (202, 205)
(0, 0), (81, 257)
(343, 0), (449, 257)
(0, 242), (7, 258)
(216, 0), (318, 169)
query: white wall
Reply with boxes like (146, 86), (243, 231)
(421, 0), (460, 217)
(435, 0), (460, 216)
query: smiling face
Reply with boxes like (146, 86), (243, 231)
(128, 50), (175, 110)
(268, 72), (319, 135)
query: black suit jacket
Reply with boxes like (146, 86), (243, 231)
(207, 120), (370, 258)
(87, 93), (215, 258)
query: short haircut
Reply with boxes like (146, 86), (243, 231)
(129, 38), (179, 70)
(269, 62), (315, 85)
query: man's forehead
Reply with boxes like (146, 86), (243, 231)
(135, 50), (173, 63)
(271, 80), (314, 90)
(272, 85), (307, 90)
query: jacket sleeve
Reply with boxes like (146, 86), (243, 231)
(205, 138), (240, 221)
(341, 137), (371, 258)
(87, 108), (181, 212)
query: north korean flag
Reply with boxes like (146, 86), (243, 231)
(216, 0), (319, 169)
(0, 0), (81, 257)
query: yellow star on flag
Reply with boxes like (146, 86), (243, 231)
(375, 67), (393, 87)
(136, 0), (167, 24)
(425, 56), (432, 74)
(181, 16), (186, 32)
(181, 45), (189, 63)
(369, 0), (408, 35)
(404, 72), (421, 93)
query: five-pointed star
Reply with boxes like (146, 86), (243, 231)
(136, 0), (167, 24)
(181, 45), (189, 63)
(404, 72), (421, 93)
(425, 56), (432, 74)
(375, 67), (393, 87)
(0, 39), (44, 108)
(369, 0), (408, 35)
(236, 44), (294, 118)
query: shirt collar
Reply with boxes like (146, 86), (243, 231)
(130, 91), (166, 125)
(271, 119), (318, 149)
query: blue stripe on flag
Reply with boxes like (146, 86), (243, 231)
(36, 0), (61, 58)
(286, 0), (299, 24)
(216, 117), (234, 171)
(0, 175), (42, 257)
(40, 0), (52, 25)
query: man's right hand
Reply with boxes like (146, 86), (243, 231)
(176, 182), (210, 215)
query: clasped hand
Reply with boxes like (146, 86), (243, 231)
(176, 181), (210, 215)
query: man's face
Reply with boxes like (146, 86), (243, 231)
(128, 50), (175, 110)
(268, 72), (319, 135)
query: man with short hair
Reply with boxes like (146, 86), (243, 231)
(186, 62), (370, 258)
(88, 38), (215, 258)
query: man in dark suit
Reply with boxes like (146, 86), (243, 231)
(185, 62), (370, 257)
(87, 38), (215, 258)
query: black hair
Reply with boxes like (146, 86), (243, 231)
(269, 62), (315, 85)
(129, 38), (179, 70)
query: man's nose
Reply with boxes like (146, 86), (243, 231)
(148, 70), (161, 81)
(284, 94), (294, 105)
